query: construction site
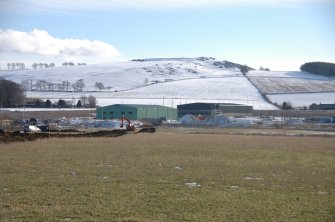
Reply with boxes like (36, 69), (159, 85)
(0, 109), (156, 143)
(1, 103), (335, 143)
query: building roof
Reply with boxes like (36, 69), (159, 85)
(99, 104), (175, 109)
(185, 102), (239, 105)
(178, 102), (251, 107)
(218, 103), (251, 107)
(317, 104), (335, 110)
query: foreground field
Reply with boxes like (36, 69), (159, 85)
(0, 129), (334, 221)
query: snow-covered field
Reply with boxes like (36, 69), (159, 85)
(248, 71), (335, 107)
(268, 93), (335, 107)
(1, 57), (334, 110)
(248, 71), (333, 80)
(249, 77), (335, 94)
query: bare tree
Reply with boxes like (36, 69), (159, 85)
(72, 83), (78, 92)
(21, 79), (33, 91)
(36, 80), (48, 91)
(75, 79), (85, 92)
(49, 63), (55, 67)
(144, 78), (149, 85)
(95, 82), (105, 92)
(62, 80), (70, 92)
(36, 80), (42, 90)
(32, 63), (38, 69)
(7, 63), (10, 70)
(79, 95), (87, 107)
(106, 86), (113, 92)
(21, 80), (30, 91)
(88, 95), (97, 108)
(56, 83), (64, 91)
(47, 83), (55, 91)
(72, 80), (85, 92)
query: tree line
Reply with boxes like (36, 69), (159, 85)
(21, 79), (86, 92)
(62, 62), (86, 66)
(1, 78), (97, 108)
(21, 79), (113, 93)
(29, 95), (96, 108)
(3, 62), (87, 70)
(6, 62), (25, 70)
(300, 62), (335, 77)
(259, 66), (270, 71)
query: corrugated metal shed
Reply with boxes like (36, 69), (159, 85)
(96, 104), (177, 120)
(177, 102), (253, 117)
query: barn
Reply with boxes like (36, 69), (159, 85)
(96, 104), (177, 121)
(177, 102), (253, 117)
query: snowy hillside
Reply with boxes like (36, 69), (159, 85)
(1, 57), (242, 91)
(1, 57), (335, 109)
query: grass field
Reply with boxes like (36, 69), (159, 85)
(0, 129), (334, 221)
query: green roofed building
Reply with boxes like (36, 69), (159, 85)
(96, 104), (177, 121)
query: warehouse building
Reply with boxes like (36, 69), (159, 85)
(309, 103), (335, 110)
(96, 104), (177, 121)
(177, 102), (253, 117)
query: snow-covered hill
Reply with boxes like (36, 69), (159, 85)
(1, 57), (335, 109)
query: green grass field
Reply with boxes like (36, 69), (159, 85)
(0, 129), (334, 221)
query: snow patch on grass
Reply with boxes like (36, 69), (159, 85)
(244, 176), (264, 180)
(185, 182), (201, 188)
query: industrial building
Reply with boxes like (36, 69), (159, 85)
(96, 104), (177, 121)
(309, 103), (335, 110)
(177, 102), (253, 117)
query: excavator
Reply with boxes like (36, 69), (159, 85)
(120, 115), (136, 131)
(120, 115), (156, 133)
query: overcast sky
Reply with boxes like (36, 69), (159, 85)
(0, 0), (334, 70)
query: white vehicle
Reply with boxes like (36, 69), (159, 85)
(24, 125), (41, 133)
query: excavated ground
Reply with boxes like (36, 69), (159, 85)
(0, 129), (154, 143)
(0, 127), (156, 143)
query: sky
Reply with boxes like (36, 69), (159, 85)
(0, 0), (334, 71)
